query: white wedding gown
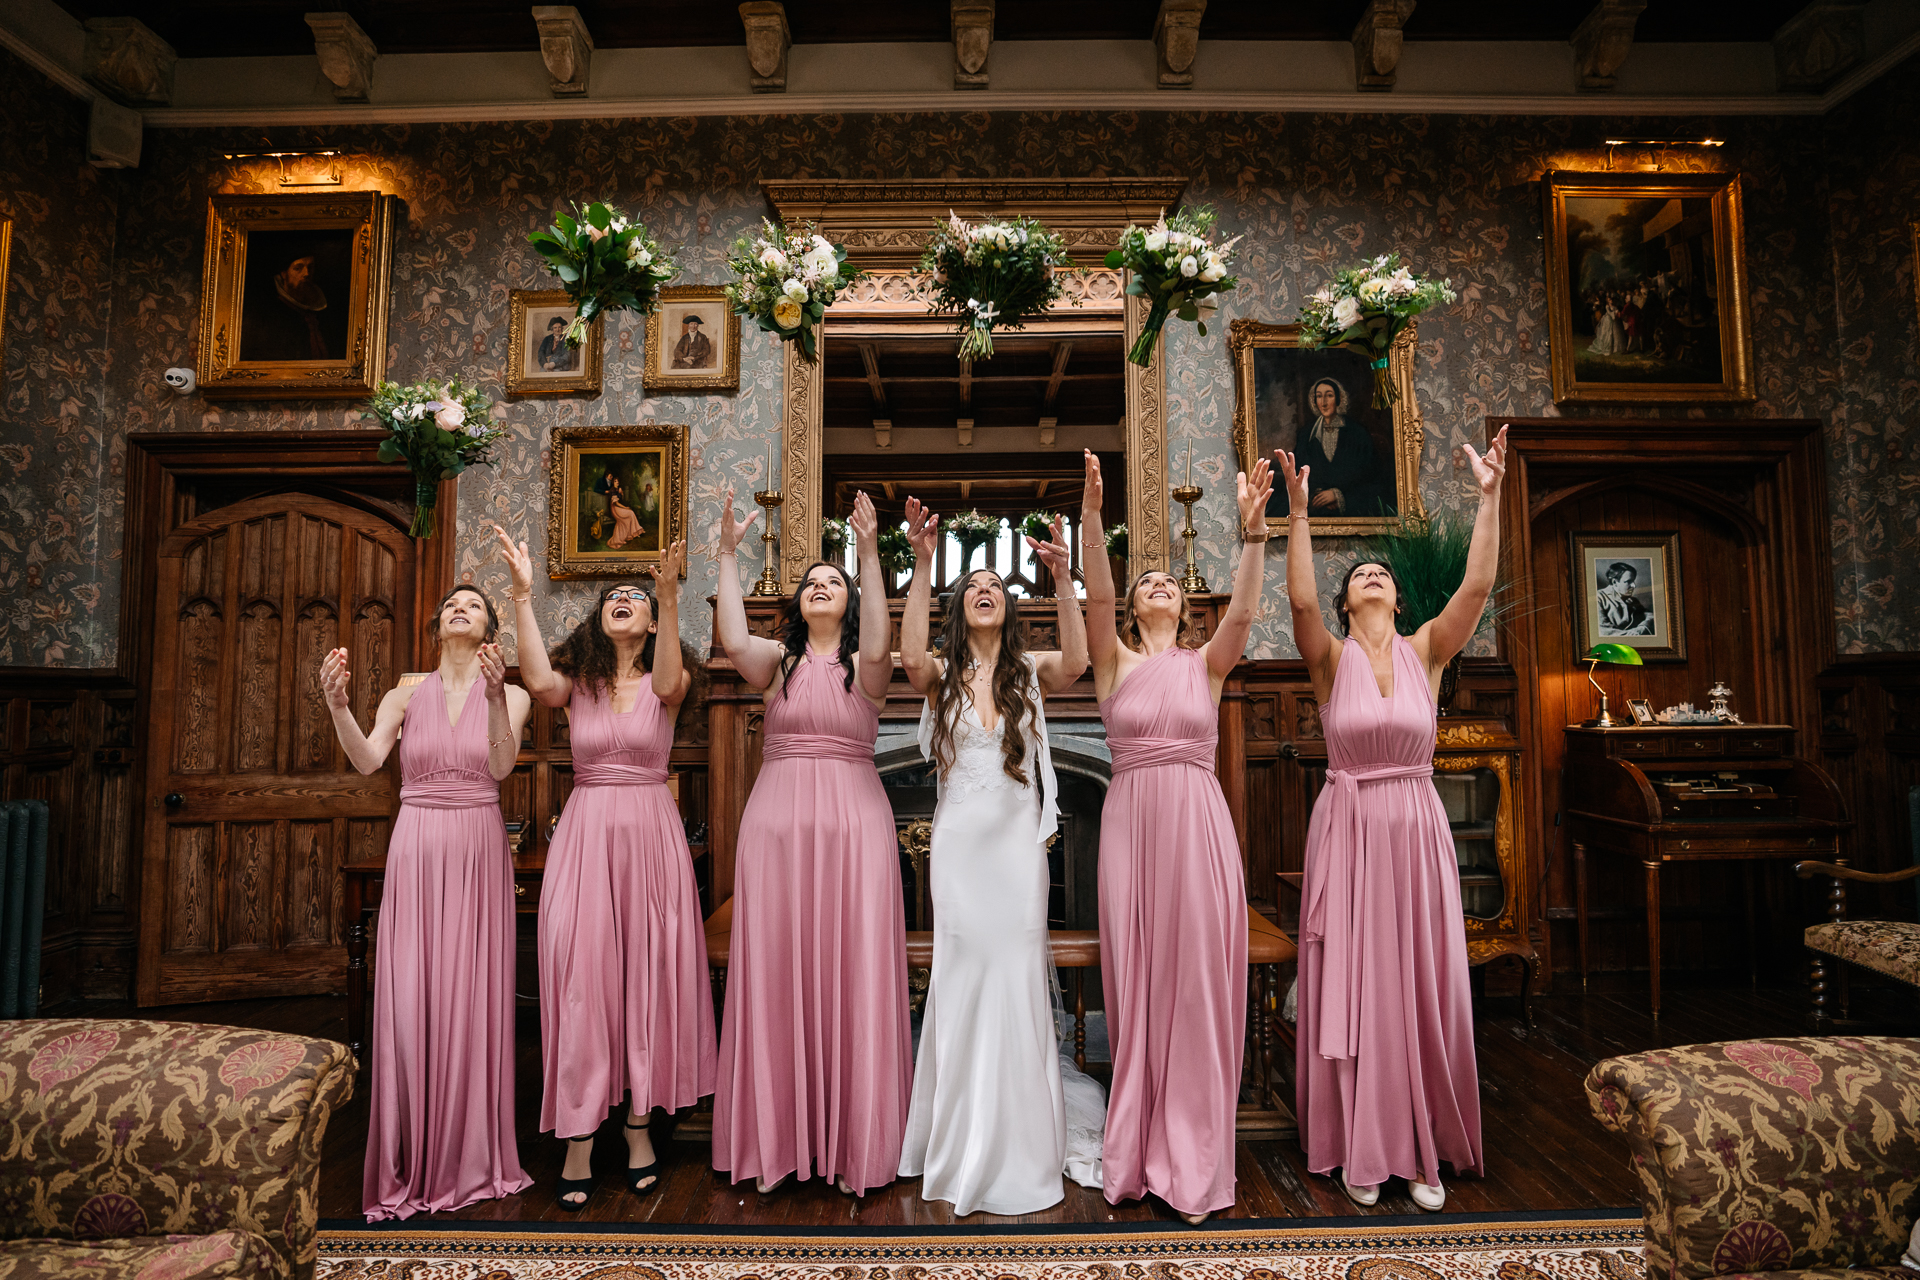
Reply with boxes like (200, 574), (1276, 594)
(898, 682), (1106, 1214)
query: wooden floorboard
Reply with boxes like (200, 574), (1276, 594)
(54, 968), (1916, 1227)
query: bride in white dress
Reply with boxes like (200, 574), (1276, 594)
(895, 475), (1106, 1215)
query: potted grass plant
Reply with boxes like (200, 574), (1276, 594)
(1360, 511), (1518, 711)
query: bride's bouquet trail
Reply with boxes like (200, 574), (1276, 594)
(1104, 206), (1239, 368)
(920, 214), (1073, 361)
(369, 379), (508, 539)
(725, 220), (862, 361)
(526, 201), (679, 346)
(1297, 252), (1456, 408)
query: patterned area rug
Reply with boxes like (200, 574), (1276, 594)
(316, 1212), (1646, 1280)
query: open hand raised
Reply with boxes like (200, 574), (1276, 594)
(904, 497), (938, 562)
(1026, 514), (1072, 578)
(654, 538), (687, 586)
(1237, 456), (1275, 534)
(849, 490), (879, 554)
(479, 642), (507, 701)
(1082, 449), (1104, 516)
(719, 485), (761, 555)
(1273, 449), (1311, 516)
(319, 647), (351, 711)
(1461, 425), (1509, 498)
(490, 523), (534, 596)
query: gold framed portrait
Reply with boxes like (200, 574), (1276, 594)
(1229, 318), (1425, 537)
(642, 286), (740, 392)
(506, 290), (602, 396)
(0, 217), (11, 390)
(545, 424), (690, 580)
(195, 191), (397, 400)
(1542, 170), (1753, 405)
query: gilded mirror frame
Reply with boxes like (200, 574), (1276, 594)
(765, 178), (1183, 589)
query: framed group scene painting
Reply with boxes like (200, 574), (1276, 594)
(1542, 170), (1754, 405)
(545, 424), (690, 579)
(1229, 318), (1425, 536)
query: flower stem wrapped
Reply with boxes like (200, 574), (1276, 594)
(526, 202), (678, 346)
(920, 213), (1074, 361)
(1104, 206), (1239, 368)
(368, 379), (508, 539)
(725, 220), (864, 362)
(1296, 253), (1456, 407)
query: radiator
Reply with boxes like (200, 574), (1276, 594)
(0, 801), (48, 1018)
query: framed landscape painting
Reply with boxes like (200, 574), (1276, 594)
(1571, 530), (1686, 662)
(1542, 171), (1753, 405)
(506, 290), (601, 396)
(1229, 318), (1425, 537)
(545, 424), (689, 579)
(195, 191), (397, 399)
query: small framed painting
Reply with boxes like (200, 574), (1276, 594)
(545, 424), (689, 579)
(1542, 170), (1754, 405)
(506, 290), (601, 396)
(1229, 317), (1425, 536)
(195, 191), (398, 399)
(1571, 530), (1686, 662)
(0, 217), (10, 389)
(642, 286), (740, 392)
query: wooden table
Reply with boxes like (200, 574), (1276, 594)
(1562, 724), (1849, 1019)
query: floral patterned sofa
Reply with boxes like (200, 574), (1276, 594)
(0, 1020), (354, 1280)
(1584, 1036), (1920, 1280)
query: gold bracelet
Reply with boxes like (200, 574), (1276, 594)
(488, 736), (514, 748)
(509, 592), (531, 603)
(1288, 511), (1310, 521)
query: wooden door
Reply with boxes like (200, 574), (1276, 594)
(137, 492), (415, 1005)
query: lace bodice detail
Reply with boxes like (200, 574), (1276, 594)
(941, 707), (1031, 802)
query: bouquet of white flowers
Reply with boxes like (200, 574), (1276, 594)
(724, 219), (862, 361)
(368, 379), (508, 538)
(526, 202), (678, 347)
(920, 213), (1073, 361)
(1296, 252), (1456, 407)
(1104, 206), (1239, 368)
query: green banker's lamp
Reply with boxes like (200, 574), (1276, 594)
(1581, 642), (1644, 727)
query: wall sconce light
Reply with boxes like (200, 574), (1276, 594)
(1601, 136), (1724, 172)
(219, 149), (344, 187)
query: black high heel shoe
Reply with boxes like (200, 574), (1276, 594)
(625, 1116), (662, 1196)
(556, 1135), (596, 1211)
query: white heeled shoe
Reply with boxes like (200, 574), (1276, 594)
(1340, 1170), (1380, 1206)
(1409, 1177), (1445, 1211)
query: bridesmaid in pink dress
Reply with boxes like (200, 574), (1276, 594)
(1084, 450), (1274, 1224)
(318, 585), (534, 1220)
(1281, 427), (1508, 1213)
(493, 528), (716, 1210)
(709, 488), (910, 1196)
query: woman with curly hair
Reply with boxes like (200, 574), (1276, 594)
(493, 526), (714, 1212)
(708, 488), (909, 1198)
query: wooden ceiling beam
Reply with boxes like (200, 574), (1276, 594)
(856, 342), (889, 410)
(1042, 340), (1074, 413)
(957, 358), (973, 409)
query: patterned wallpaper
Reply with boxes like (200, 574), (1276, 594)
(3, 43), (1912, 669)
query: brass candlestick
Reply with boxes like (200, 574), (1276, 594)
(1172, 443), (1208, 593)
(750, 485), (784, 596)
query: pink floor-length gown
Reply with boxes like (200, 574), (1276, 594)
(364, 672), (532, 1220)
(1098, 646), (1247, 1216)
(538, 683), (716, 1138)
(1296, 632), (1484, 1187)
(713, 651), (912, 1192)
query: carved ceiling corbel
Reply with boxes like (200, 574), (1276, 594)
(1569, 0), (1645, 92)
(532, 5), (593, 97)
(739, 2), (790, 93)
(305, 12), (378, 102)
(951, 0), (994, 89)
(1351, 0), (1416, 92)
(1773, 2), (1866, 92)
(82, 16), (176, 106)
(1153, 0), (1206, 90)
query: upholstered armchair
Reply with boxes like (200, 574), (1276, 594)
(1585, 1036), (1920, 1280)
(0, 1020), (354, 1280)
(1794, 859), (1920, 1028)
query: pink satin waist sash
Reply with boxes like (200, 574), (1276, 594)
(1108, 736), (1217, 775)
(761, 732), (876, 765)
(1303, 761), (1435, 1061)
(572, 759), (670, 787)
(399, 768), (500, 810)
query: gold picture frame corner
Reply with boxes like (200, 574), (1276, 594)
(505, 289), (604, 398)
(544, 423), (692, 580)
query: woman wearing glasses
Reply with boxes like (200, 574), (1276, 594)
(494, 527), (715, 1211)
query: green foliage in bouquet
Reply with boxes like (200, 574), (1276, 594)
(1104, 206), (1240, 368)
(1359, 511), (1517, 638)
(725, 220), (863, 362)
(1105, 523), (1129, 559)
(1020, 511), (1056, 541)
(526, 202), (678, 346)
(368, 379), (507, 539)
(920, 214), (1074, 361)
(944, 510), (1002, 567)
(875, 525), (914, 576)
(1297, 252), (1455, 408)
(820, 517), (849, 559)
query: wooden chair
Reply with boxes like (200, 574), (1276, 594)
(1792, 859), (1920, 1028)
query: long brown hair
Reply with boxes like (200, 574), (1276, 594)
(1117, 570), (1197, 652)
(776, 562), (859, 699)
(927, 570), (1040, 787)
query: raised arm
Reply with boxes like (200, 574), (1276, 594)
(1277, 449), (1336, 686)
(493, 523), (570, 708)
(712, 485), (785, 690)
(321, 646), (407, 774)
(1031, 515), (1089, 693)
(898, 498), (942, 696)
(1423, 426), (1508, 665)
(479, 641), (532, 782)
(1202, 457), (1273, 681)
(650, 538), (693, 708)
(1079, 450), (1122, 685)
(850, 491), (894, 704)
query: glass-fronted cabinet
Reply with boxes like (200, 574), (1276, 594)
(1433, 719), (1537, 1017)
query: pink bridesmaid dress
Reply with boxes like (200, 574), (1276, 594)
(1296, 632), (1483, 1187)
(364, 672), (532, 1219)
(538, 683), (716, 1139)
(1097, 646), (1247, 1217)
(713, 651), (912, 1193)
